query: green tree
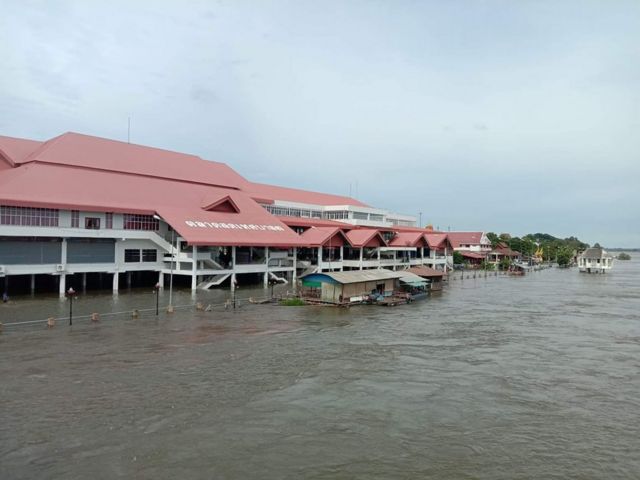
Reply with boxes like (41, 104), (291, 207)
(453, 251), (464, 265)
(499, 257), (512, 270)
(486, 232), (501, 249)
(557, 247), (573, 267)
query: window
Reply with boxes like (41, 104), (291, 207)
(124, 249), (141, 262)
(71, 210), (80, 228)
(123, 214), (159, 231)
(0, 206), (59, 227)
(353, 212), (369, 220)
(85, 217), (100, 229)
(323, 211), (349, 220)
(369, 214), (384, 222)
(105, 212), (113, 229)
(142, 249), (157, 262)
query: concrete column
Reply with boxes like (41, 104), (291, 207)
(127, 272), (132, 288)
(191, 245), (198, 291)
(339, 246), (344, 271)
(359, 247), (364, 270)
(231, 246), (236, 269)
(393, 251), (397, 270)
(317, 246), (323, 273)
(292, 247), (297, 283)
(30, 274), (35, 295)
(61, 238), (68, 266)
(59, 273), (66, 298)
(377, 248), (381, 265)
(82, 272), (87, 291)
(158, 272), (164, 288)
(264, 247), (270, 288)
(230, 272), (236, 295)
(112, 272), (119, 292)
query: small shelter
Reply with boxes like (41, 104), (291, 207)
(406, 265), (445, 291)
(397, 271), (429, 299)
(300, 269), (403, 304)
(578, 247), (614, 274)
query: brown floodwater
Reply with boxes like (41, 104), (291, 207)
(1, 260), (639, 479)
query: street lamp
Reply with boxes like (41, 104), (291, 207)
(154, 282), (160, 315)
(66, 287), (76, 325)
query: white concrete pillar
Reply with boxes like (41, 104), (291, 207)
(61, 238), (68, 266)
(30, 274), (36, 294)
(264, 247), (270, 288)
(59, 273), (66, 298)
(158, 272), (164, 288)
(377, 248), (381, 265)
(82, 272), (87, 291)
(191, 245), (198, 291)
(112, 272), (119, 292)
(339, 246), (344, 271)
(231, 246), (236, 269)
(230, 273), (236, 294)
(317, 246), (323, 273)
(292, 247), (297, 283)
(359, 247), (364, 270)
(127, 272), (132, 288)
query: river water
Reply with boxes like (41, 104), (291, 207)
(1, 260), (639, 479)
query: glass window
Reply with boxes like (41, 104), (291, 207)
(0, 206), (60, 227)
(105, 212), (113, 229)
(353, 212), (369, 220)
(142, 249), (157, 262)
(85, 217), (100, 229)
(124, 249), (141, 262)
(71, 210), (80, 228)
(123, 214), (159, 231)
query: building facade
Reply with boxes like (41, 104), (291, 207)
(0, 132), (452, 297)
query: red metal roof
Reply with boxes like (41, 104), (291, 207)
(407, 266), (444, 278)
(389, 231), (427, 247)
(460, 251), (486, 259)
(447, 232), (486, 248)
(0, 135), (44, 166)
(16, 132), (249, 189)
(299, 227), (351, 247)
(248, 181), (369, 207)
(423, 233), (449, 249)
(345, 229), (387, 247)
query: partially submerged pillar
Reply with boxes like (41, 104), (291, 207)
(191, 245), (198, 291)
(112, 272), (119, 292)
(58, 273), (66, 298)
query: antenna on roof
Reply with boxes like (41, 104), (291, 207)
(127, 117), (131, 144)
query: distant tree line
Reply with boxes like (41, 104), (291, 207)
(486, 232), (591, 267)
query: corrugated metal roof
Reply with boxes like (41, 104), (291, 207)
(398, 271), (429, 285)
(302, 269), (403, 284)
(407, 266), (445, 278)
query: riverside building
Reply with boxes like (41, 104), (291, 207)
(0, 132), (452, 297)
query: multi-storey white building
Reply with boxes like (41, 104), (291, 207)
(0, 132), (451, 298)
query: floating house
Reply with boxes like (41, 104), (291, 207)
(0, 132), (453, 297)
(406, 265), (445, 291)
(577, 247), (614, 274)
(397, 271), (429, 300)
(299, 270), (403, 305)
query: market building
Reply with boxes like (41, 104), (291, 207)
(0, 132), (453, 297)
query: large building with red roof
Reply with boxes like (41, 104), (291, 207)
(0, 132), (452, 296)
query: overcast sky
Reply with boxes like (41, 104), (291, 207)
(1, 0), (639, 246)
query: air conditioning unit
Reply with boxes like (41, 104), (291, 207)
(56, 264), (65, 272)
